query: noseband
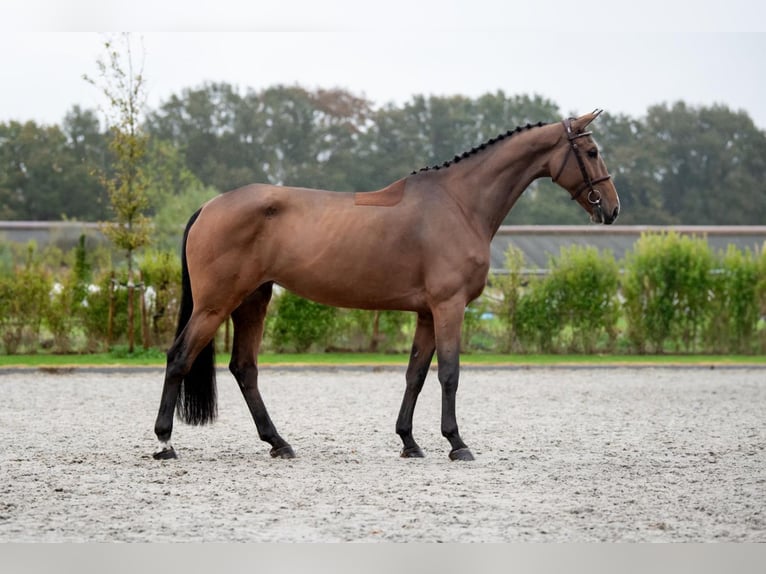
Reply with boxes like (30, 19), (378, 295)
(552, 118), (612, 205)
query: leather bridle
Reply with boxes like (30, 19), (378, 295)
(552, 118), (612, 207)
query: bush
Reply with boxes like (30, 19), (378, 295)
(139, 250), (182, 349)
(495, 245), (620, 354)
(78, 270), (116, 352)
(489, 245), (526, 353)
(514, 277), (563, 353)
(759, 245), (766, 353)
(2, 234), (765, 357)
(43, 236), (92, 353)
(268, 289), (338, 352)
(461, 297), (494, 352)
(46, 274), (79, 353)
(78, 269), (144, 352)
(622, 232), (714, 353)
(546, 245), (620, 353)
(706, 245), (763, 353)
(331, 309), (413, 353)
(0, 243), (52, 354)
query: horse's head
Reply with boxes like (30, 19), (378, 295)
(550, 110), (620, 224)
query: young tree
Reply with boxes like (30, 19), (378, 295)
(84, 33), (151, 352)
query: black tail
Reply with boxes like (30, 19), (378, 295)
(175, 208), (217, 426)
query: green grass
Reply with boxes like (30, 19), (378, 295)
(1, 350), (764, 369)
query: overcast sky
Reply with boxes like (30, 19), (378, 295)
(3, 1), (765, 128)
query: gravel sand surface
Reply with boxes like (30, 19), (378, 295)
(0, 366), (764, 542)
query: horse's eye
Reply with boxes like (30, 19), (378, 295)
(587, 148), (598, 158)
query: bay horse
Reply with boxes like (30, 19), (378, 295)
(153, 110), (619, 462)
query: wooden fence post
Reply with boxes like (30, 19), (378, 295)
(107, 271), (115, 349)
(139, 271), (150, 350)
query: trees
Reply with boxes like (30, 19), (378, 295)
(61, 106), (110, 220)
(356, 92), (564, 195)
(0, 121), (74, 220)
(146, 83), (373, 192)
(84, 34), (152, 353)
(2, 84), (765, 226)
(252, 85), (371, 190)
(146, 82), (257, 191)
(643, 102), (766, 225)
(0, 109), (109, 221)
(0, 116), (109, 221)
(143, 139), (217, 252)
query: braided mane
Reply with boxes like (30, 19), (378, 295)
(410, 121), (547, 175)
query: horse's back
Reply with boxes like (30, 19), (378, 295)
(212, 182), (350, 214)
(185, 180), (438, 310)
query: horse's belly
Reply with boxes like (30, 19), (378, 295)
(274, 264), (424, 311)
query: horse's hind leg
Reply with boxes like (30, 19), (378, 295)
(396, 312), (436, 458)
(154, 310), (225, 459)
(229, 283), (294, 459)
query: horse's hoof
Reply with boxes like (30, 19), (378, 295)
(449, 447), (474, 461)
(153, 446), (177, 460)
(270, 445), (295, 459)
(400, 446), (425, 458)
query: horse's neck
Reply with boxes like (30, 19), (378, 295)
(447, 124), (560, 238)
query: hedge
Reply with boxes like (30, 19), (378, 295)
(1, 232), (764, 355)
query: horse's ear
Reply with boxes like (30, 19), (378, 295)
(573, 109), (603, 131)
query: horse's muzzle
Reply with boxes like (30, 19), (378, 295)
(604, 204), (620, 225)
(591, 203), (619, 225)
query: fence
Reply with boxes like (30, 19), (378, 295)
(1, 224), (765, 355)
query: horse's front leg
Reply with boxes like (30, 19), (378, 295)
(433, 300), (474, 461)
(396, 312), (435, 458)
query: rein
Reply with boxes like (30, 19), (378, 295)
(552, 118), (612, 206)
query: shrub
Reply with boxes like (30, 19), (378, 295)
(514, 277), (562, 353)
(706, 245), (762, 353)
(331, 309), (413, 353)
(268, 289), (338, 352)
(758, 245), (766, 353)
(78, 270), (115, 352)
(79, 269), (143, 352)
(461, 296), (494, 352)
(139, 250), (182, 349)
(42, 237), (93, 353)
(0, 243), (52, 354)
(622, 232), (714, 353)
(489, 245), (526, 352)
(509, 246), (620, 353)
(45, 274), (79, 353)
(546, 245), (620, 353)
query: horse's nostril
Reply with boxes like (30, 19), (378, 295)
(612, 206), (620, 219)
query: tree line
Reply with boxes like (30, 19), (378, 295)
(2, 84), (765, 227)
